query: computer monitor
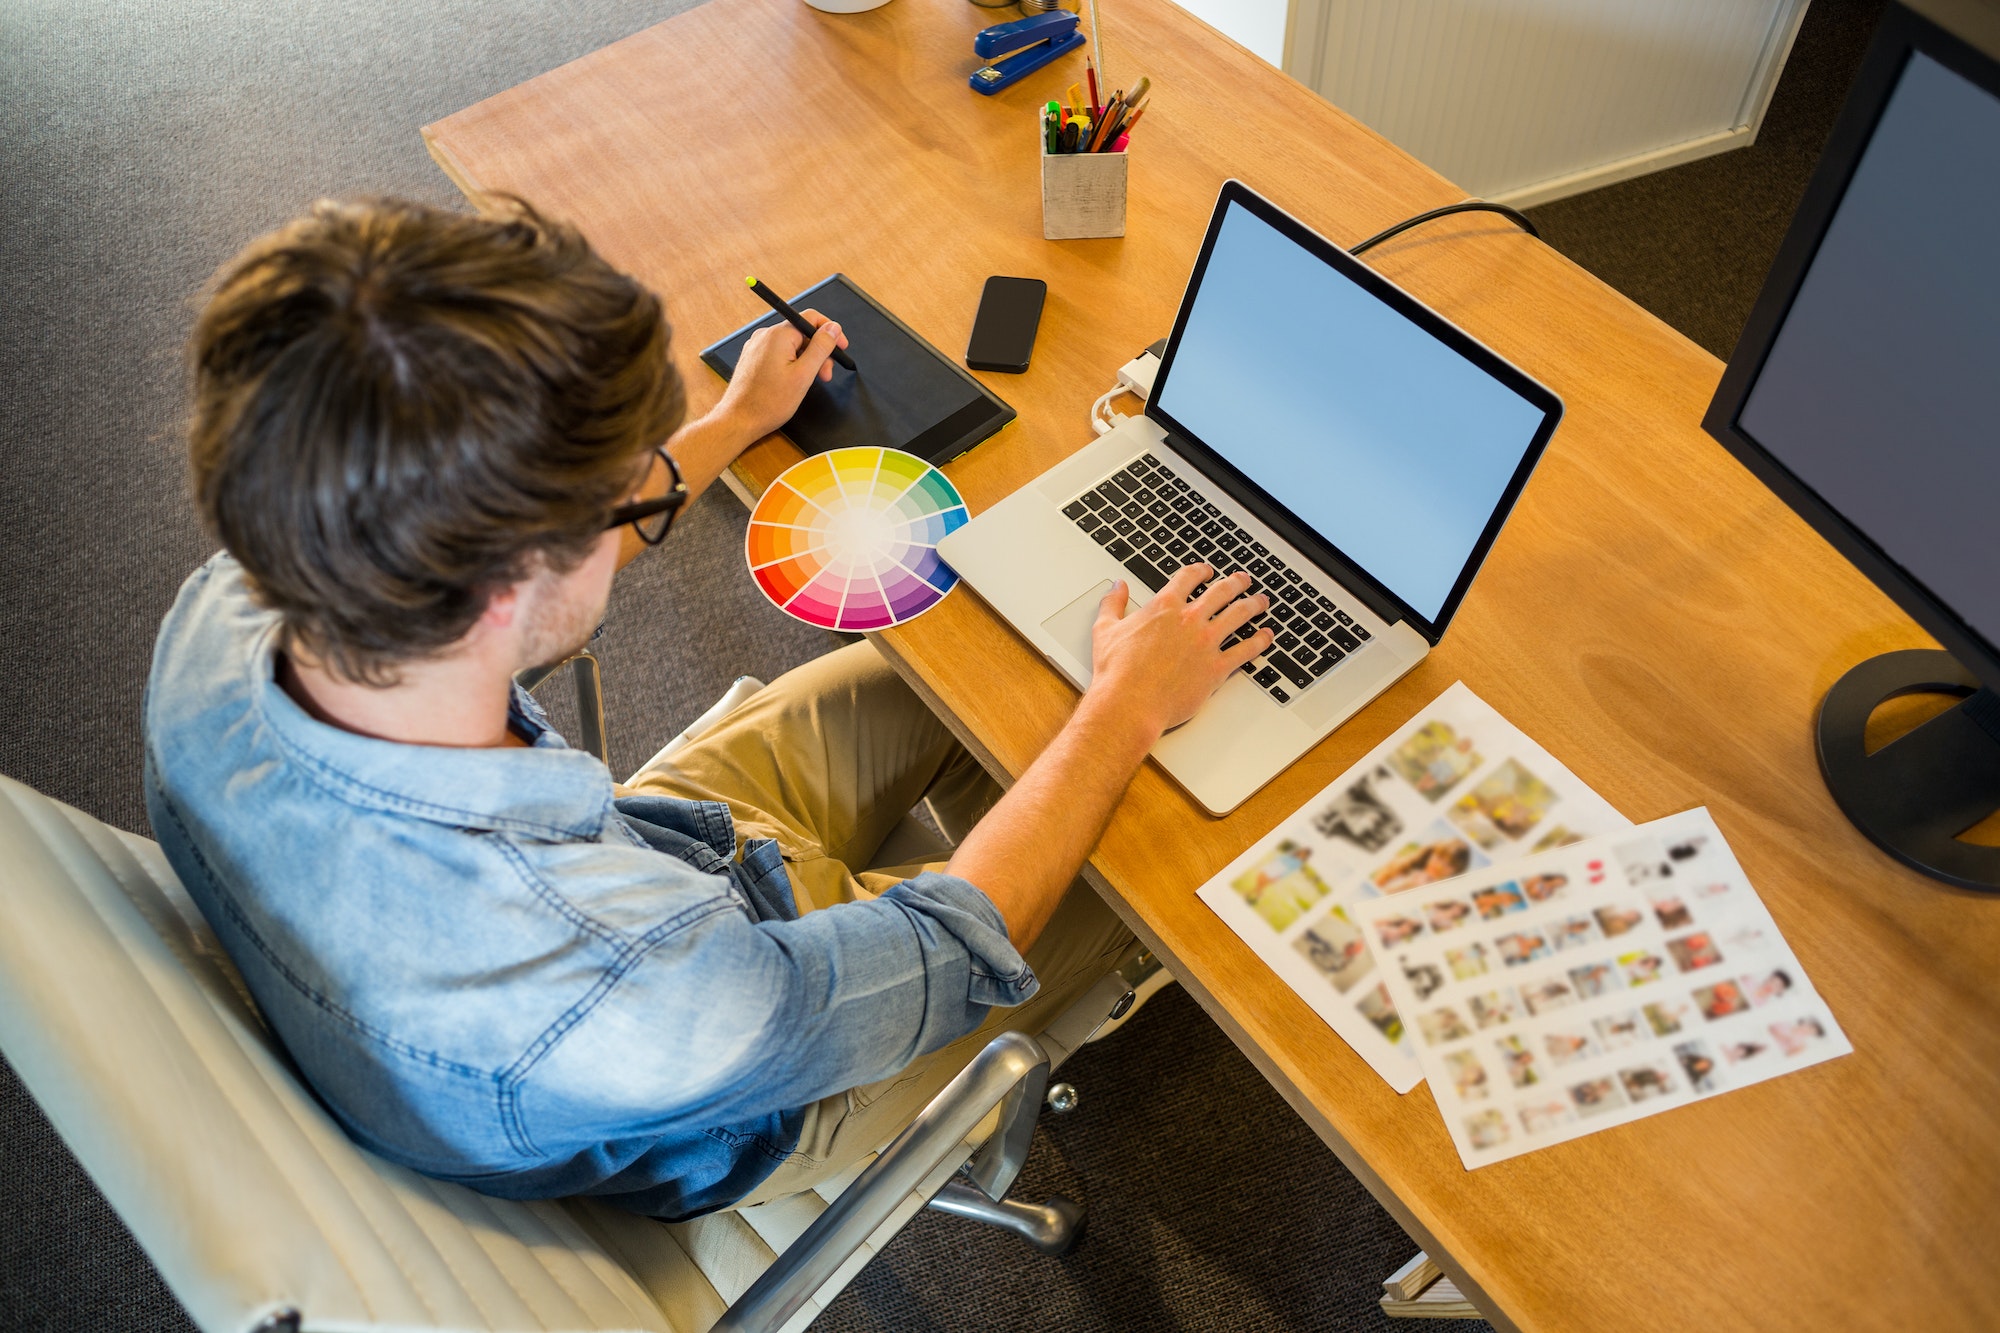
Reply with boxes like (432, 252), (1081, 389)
(1702, 0), (2000, 891)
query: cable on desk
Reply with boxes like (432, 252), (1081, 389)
(1348, 201), (1539, 257)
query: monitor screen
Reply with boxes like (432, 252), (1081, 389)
(1736, 50), (2000, 651)
(1149, 196), (1553, 626)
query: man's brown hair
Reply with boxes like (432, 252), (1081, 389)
(189, 195), (684, 684)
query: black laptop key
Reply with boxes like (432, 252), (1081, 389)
(1145, 499), (1170, 518)
(1077, 512), (1102, 533)
(1305, 629), (1328, 648)
(1250, 541), (1270, 557)
(1062, 499), (1088, 520)
(1310, 645), (1344, 675)
(1271, 604), (1295, 622)
(1112, 467), (1140, 490)
(1329, 625), (1360, 652)
(1310, 612), (1335, 631)
(1105, 538), (1134, 561)
(1112, 517), (1137, 537)
(1089, 525), (1115, 546)
(1253, 665), (1282, 690)
(1247, 560), (1270, 577)
(1142, 540), (1167, 560)
(1353, 624), (1372, 641)
(1268, 685), (1291, 704)
(1123, 554), (1168, 591)
(1277, 631), (1301, 653)
(1335, 609), (1354, 625)
(1268, 653), (1313, 690)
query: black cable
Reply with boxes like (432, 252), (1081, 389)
(1348, 200), (1539, 257)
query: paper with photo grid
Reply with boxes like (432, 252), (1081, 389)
(1350, 807), (1852, 1169)
(1195, 682), (1630, 1093)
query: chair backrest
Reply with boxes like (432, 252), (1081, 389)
(0, 774), (809, 1333)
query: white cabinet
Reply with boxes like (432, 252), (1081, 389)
(1177, 0), (1811, 207)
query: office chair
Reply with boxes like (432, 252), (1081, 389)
(0, 679), (1149, 1333)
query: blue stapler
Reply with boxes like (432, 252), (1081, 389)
(969, 10), (1086, 95)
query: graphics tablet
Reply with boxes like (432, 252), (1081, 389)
(700, 274), (1016, 464)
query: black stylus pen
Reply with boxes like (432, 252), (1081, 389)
(744, 277), (857, 372)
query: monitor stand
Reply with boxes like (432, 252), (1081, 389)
(1817, 649), (2000, 892)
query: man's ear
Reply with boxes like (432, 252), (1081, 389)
(477, 580), (522, 632)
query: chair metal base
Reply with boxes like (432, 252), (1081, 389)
(927, 1179), (1085, 1256)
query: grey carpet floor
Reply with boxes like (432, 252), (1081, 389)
(1527, 0), (1888, 360)
(0, 0), (1879, 1328)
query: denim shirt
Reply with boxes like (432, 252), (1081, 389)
(142, 555), (1037, 1219)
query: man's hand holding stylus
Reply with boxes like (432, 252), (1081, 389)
(720, 309), (848, 442)
(654, 310), (846, 507)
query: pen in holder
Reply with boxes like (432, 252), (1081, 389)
(1040, 111), (1128, 240)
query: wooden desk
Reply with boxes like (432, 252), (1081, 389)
(426, 2), (2000, 1327)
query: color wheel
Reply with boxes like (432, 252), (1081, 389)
(746, 447), (969, 631)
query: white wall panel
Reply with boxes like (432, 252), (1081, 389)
(1171, 0), (1291, 66)
(1284, 0), (1810, 205)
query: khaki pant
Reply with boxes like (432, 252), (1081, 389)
(625, 642), (1133, 1203)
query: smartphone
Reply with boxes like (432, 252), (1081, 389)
(965, 276), (1047, 373)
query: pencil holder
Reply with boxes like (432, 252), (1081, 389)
(1041, 114), (1127, 240)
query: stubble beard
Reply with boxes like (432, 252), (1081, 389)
(518, 573), (611, 672)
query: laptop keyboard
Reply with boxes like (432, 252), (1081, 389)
(1060, 452), (1372, 706)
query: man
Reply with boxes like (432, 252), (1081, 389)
(145, 196), (1274, 1219)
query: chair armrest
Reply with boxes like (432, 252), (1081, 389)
(515, 649), (608, 762)
(627, 676), (767, 785)
(956, 968), (1132, 1202)
(712, 1031), (1051, 1333)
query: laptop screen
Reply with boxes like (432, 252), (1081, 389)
(1148, 189), (1558, 633)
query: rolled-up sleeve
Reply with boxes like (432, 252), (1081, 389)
(524, 865), (1040, 1137)
(880, 871), (1037, 1009)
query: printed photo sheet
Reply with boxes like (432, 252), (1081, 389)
(1351, 807), (1851, 1168)
(1195, 682), (1629, 1093)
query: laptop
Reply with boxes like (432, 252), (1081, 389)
(938, 181), (1563, 814)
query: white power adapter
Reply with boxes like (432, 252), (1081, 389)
(1091, 339), (1168, 435)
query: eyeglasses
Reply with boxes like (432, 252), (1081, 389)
(604, 446), (689, 546)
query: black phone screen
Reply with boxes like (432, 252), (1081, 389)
(966, 276), (1048, 373)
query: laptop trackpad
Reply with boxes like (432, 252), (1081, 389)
(1041, 580), (1114, 681)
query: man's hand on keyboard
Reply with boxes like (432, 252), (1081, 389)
(949, 561), (1270, 946)
(1088, 563), (1273, 735)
